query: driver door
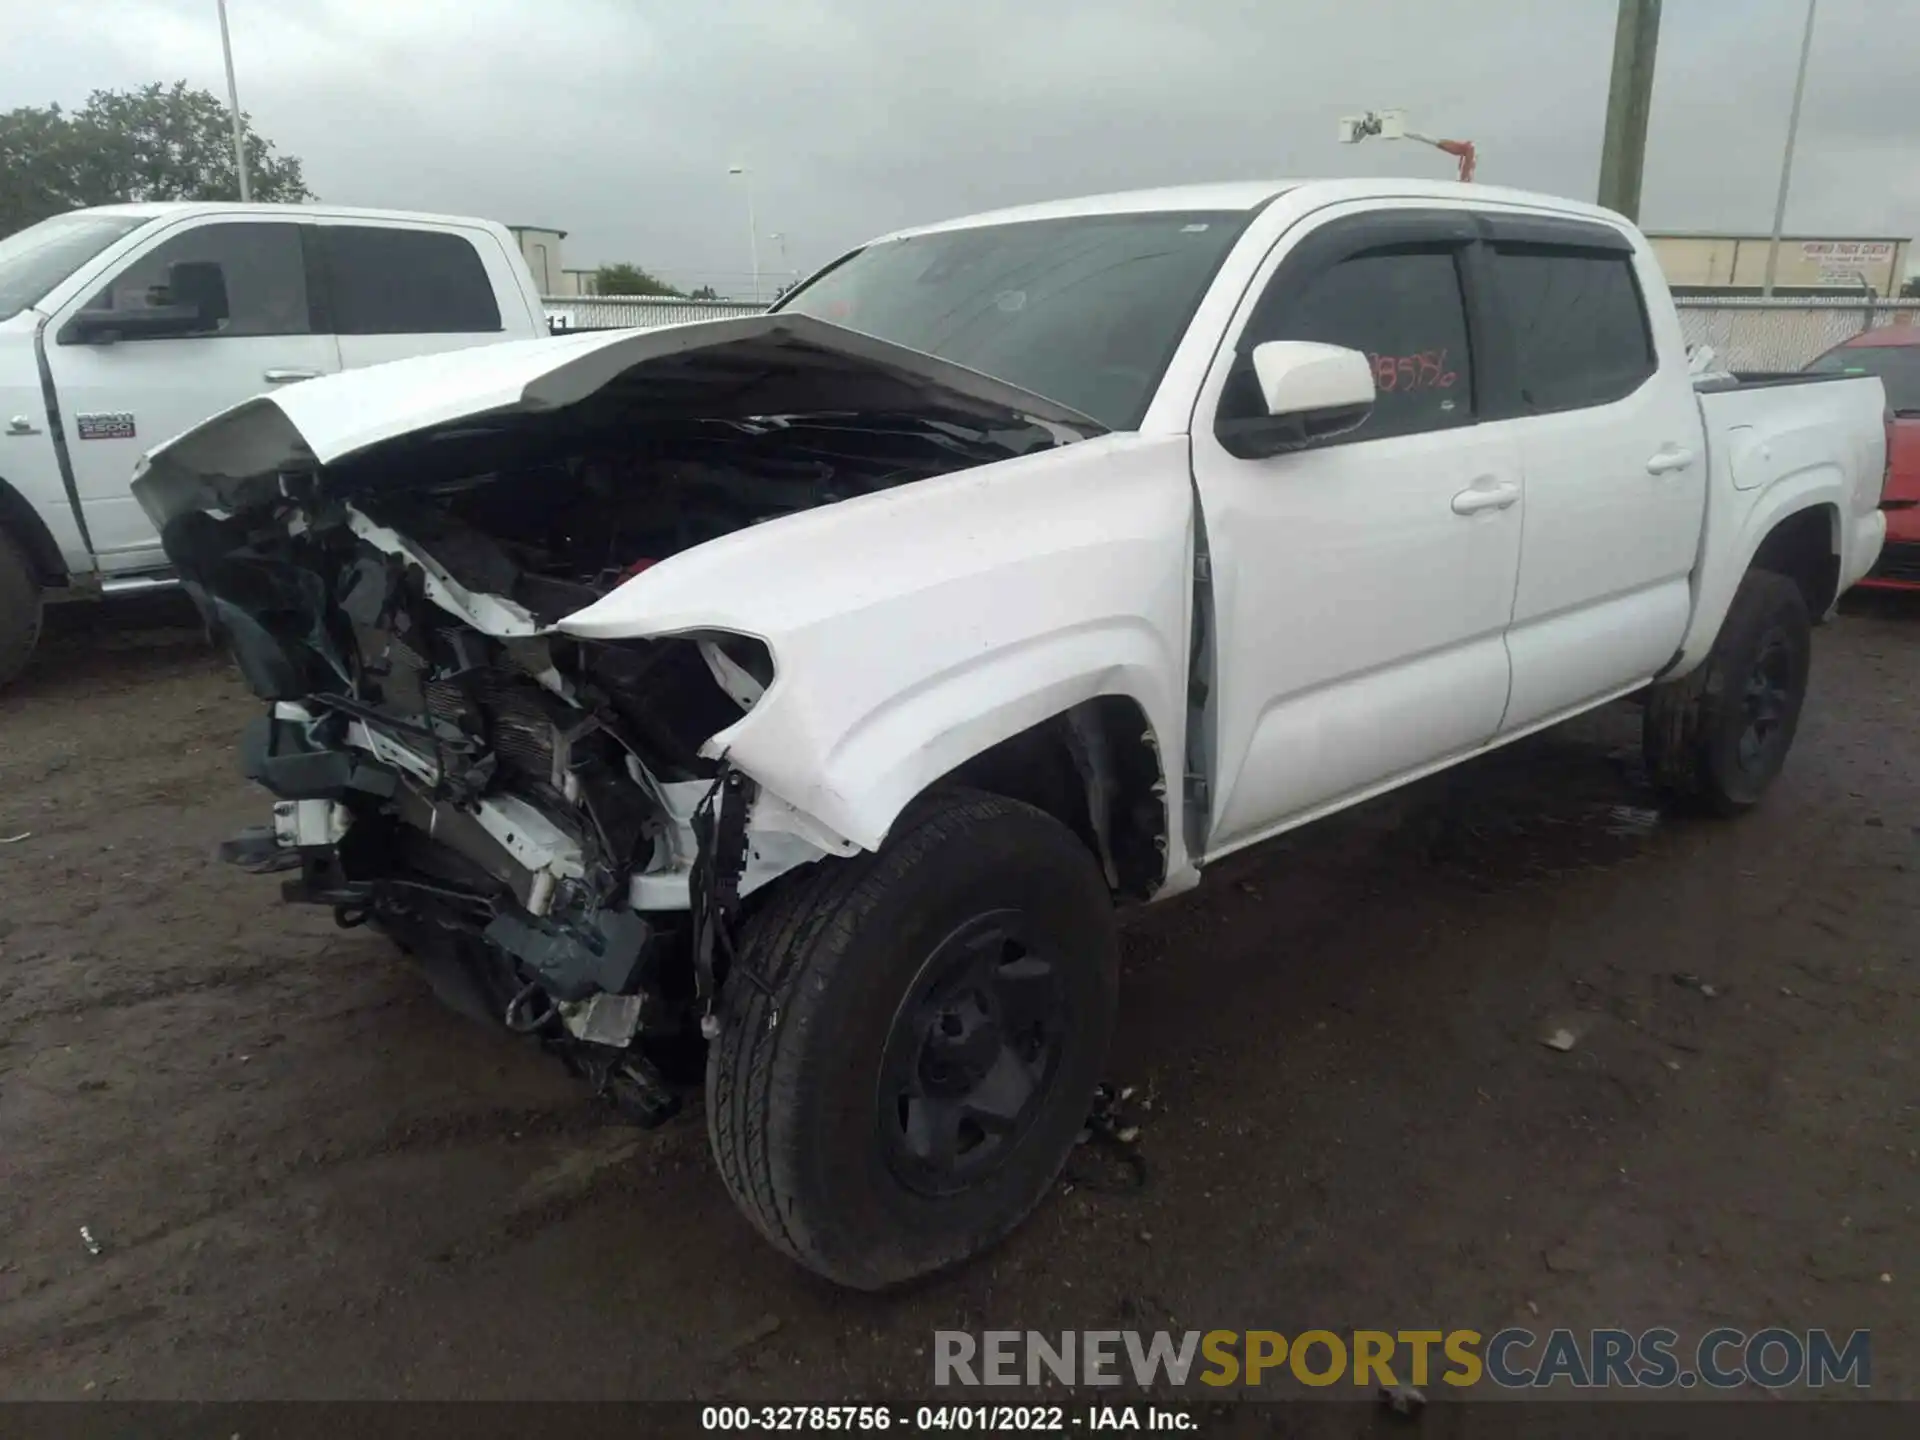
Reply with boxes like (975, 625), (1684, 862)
(45, 219), (340, 572)
(1188, 207), (1524, 857)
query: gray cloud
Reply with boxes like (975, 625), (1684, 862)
(2, 0), (1912, 293)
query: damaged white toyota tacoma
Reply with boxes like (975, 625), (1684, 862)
(134, 178), (1889, 1289)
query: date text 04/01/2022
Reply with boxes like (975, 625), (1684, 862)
(699, 1404), (1192, 1431)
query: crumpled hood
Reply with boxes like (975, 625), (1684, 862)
(131, 312), (1103, 527)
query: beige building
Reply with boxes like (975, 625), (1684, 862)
(505, 225), (568, 295)
(1647, 231), (1910, 298)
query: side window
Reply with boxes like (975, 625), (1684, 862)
(319, 226), (502, 335)
(1224, 246), (1474, 442)
(1490, 245), (1654, 411)
(82, 222), (309, 339)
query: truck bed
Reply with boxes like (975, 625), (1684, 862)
(1696, 370), (1881, 392)
(1671, 372), (1889, 673)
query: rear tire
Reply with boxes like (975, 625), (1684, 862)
(706, 790), (1117, 1290)
(1643, 569), (1811, 815)
(0, 529), (44, 689)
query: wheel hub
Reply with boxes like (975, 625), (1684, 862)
(1737, 627), (1793, 772)
(878, 911), (1067, 1197)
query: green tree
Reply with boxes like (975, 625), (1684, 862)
(688, 284), (720, 300)
(594, 262), (683, 297)
(0, 81), (312, 237)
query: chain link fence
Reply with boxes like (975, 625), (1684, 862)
(1676, 297), (1920, 372)
(543, 293), (1920, 376)
(543, 296), (768, 331)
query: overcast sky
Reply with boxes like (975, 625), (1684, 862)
(4, 0), (1915, 294)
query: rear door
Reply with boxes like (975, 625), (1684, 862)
(1480, 218), (1706, 732)
(308, 222), (513, 370)
(1188, 206), (1525, 857)
(44, 219), (341, 571)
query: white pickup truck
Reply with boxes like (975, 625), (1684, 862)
(134, 178), (1887, 1289)
(0, 202), (551, 683)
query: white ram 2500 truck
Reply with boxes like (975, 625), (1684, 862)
(134, 178), (1888, 1289)
(0, 202), (552, 684)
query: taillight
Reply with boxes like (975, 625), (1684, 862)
(1882, 409), (1894, 508)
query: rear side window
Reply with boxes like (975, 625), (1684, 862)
(1227, 246), (1475, 441)
(319, 226), (502, 335)
(1491, 246), (1654, 411)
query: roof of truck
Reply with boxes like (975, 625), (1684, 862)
(880, 178), (1628, 241)
(71, 201), (512, 230)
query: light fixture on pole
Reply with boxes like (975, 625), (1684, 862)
(1762, 0), (1819, 297)
(1337, 109), (1477, 182)
(727, 165), (760, 303)
(216, 0), (252, 202)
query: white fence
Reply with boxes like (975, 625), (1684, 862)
(544, 296), (767, 331)
(546, 293), (1920, 376)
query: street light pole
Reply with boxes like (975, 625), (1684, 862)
(728, 165), (760, 302)
(216, 0), (252, 202)
(1762, 0), (1819, 297)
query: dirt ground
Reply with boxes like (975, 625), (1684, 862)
(1, 591), (1914, 1403)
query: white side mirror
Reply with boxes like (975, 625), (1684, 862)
(1218, 341), (1376, 460)
(1252, 340), (1375, 419)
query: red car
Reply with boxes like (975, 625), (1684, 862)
(1808, 327), (1920, 589)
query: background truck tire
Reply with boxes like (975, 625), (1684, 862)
(1643, 568), (1811, 816)
(707, 789), (1118, 1290)
(0, 529), (44, 689)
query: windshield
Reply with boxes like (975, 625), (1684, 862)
(1807, 341), (1920, 414)
(777, 211), (1250, 429)
(0, 212), (150, 321)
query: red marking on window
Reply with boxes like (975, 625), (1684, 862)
(1368, 349), (1457, 393)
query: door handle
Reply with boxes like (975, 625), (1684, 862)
(262, 368), (322, 385)
(1451, 481), (1520, 515)
(5, 415), (42, 437)
(1646, 446), (1696, 475)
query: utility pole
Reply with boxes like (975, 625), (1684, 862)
(216, 0), (251, 202)
(1762, 0), (1819, 297)
(1596, 0), (1661, 221)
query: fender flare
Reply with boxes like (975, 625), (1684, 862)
(1671, 473), (1842, 676)
(706, 617), (1184, 863)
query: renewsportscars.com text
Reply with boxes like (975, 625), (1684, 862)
(933, 1327), (1871, 1391)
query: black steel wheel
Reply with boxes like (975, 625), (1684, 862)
(1735, 626), (1795, 776)
(877, 910), (1070, 1199)
(707, 790), (1117, 1290)
(1645, 568), (1811, 815)
(0, 529), (43, 690)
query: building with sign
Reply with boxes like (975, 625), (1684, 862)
(1647, 231), (1911, 298)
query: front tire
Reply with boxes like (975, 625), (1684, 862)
(0, 529), (44, 689)
(707, 790), (1117, 1290)
(1644, 569), (1811, 815)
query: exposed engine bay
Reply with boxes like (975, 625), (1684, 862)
(172, 402), (1067, 1122)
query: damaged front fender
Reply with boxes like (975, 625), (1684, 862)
(555, 431), (1199, 882)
